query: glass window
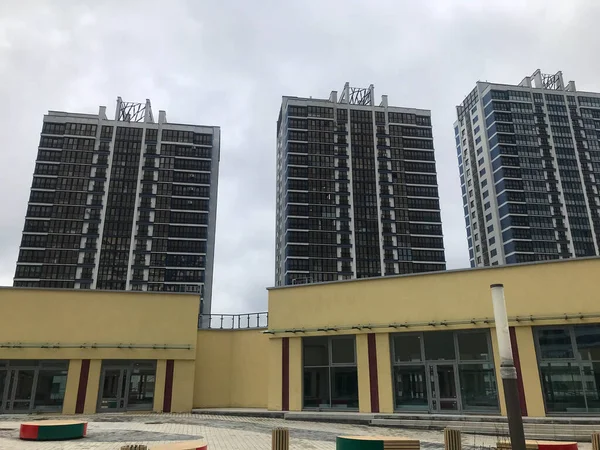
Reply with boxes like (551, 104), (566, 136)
(331, 338), (355, 365)
(392, 334), (422, 362)
(34, 369), (68, 410)
(459, 363), (499, 410)
(458, 331), (490, 361)
(538, 328), (574, 359)
(303, 367), (329, 408)
(535, 325), (600, 414)
(391, 330), (498, 413)
(424, 331), (455, 360)
(575, 325), (600, 361)
(302, 336), (358, 409)
(392, 365), (428, 410)
(304, 337), (329, 366)
(539, 362), (586, 413)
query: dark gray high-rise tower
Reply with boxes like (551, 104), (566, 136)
(276, 83), (446, 286)
(455, 70), (600, 267)
(14, 97), (220, 314)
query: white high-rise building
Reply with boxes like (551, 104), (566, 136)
(455, 70), (600, 267)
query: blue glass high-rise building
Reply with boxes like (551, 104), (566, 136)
(455, 70), (600, 267)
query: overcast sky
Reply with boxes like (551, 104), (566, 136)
(1, 0), (600, 313)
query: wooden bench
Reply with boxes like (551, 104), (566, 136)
(20, 420), (87, 441)
(337, 436), (420, 450)
(151, 440), (207, 450)
(497, 440), (578, 450)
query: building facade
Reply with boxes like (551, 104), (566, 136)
(13, 98), (220, 314)
(275, 83), (446, 286)
(2, 257), (600, 417)
(455, 69), (600, 267)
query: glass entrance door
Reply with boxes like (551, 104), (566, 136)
(428, 364), (460, 412)
(98, 368), (127, 411)
(98, 361), (156, 412)
(1, 369), (36, 413)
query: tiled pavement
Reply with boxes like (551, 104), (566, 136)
(0, 413), (591, 450)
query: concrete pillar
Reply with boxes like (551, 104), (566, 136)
(356, 334), (371, 412)
(375, 332), (394, 413)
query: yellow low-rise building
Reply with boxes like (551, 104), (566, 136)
(1, 257), (599, 417)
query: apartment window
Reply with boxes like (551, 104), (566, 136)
(484, 202), (491, 210)
(489, 236), (496, 245)
(303, 336), (358, 409)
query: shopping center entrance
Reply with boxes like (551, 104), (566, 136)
(97, 360), (156, 412)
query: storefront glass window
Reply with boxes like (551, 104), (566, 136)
(391, 330), (499, 413)
(535, 325), (600, 414)
(303, 336), (358, 410)
(0, 360), (69, 414)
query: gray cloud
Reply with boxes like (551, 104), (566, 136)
(1, 0), (600, 312)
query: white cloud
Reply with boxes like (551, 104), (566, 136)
(1, 0), (600, 313)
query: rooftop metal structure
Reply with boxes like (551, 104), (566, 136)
(338, 82), (375, 106)
(115, 97), (154, 123)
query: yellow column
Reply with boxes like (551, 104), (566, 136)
(153, 359), (167, 412)
(356, 333), (371, 413)
(62, 359), (82, 414)
(83, 359), (102, 414)
(289, 337), (302, 411)
(267, 338), (283, 411)
(514, 326), (546, 417)
(375, 333), (394, 413)
(490, 327), (507, 416)
(171, 360), (196, 412)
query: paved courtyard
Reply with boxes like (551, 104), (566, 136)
(0, 413), (590, 450)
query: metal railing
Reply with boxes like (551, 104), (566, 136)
(198, 312), (268, 329)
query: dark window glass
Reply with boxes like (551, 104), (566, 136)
(424, 331), (455, 360)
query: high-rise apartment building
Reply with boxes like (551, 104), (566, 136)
(275, 83), (446, 286)
(455, 70), (600, 267)
(14, 98), (220, 314)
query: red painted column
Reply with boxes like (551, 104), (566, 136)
(509, 327), (528, 416)
(367, 333), (380, 413)
(282, 337), (289, 411)
(163, 360), (174, 413)
(75, 359), (90, 414)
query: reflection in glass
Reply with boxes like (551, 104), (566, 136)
(127, 372), (155, 409)
(459, 363), (499, 410)
(330, 367), (358, 408)
(34, 370), (67, 410)
(99, 369), (122, 410)
(538, 328), (574, 359)
(393, 335), (422, 363)
(13, 370), (34, 401)
(303, 367), (329, 408)
(331, 338), (355, 365)
(540, 362), (586, 412)
(575, 325), (600, 361)
(303, 337), (329, 367)
(424, 331), (455, 360)
(0, 370), (6, 408)
(458, 332), (489, 361)
(582, 362), (600, 412)
(393, 366), (428, 410)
